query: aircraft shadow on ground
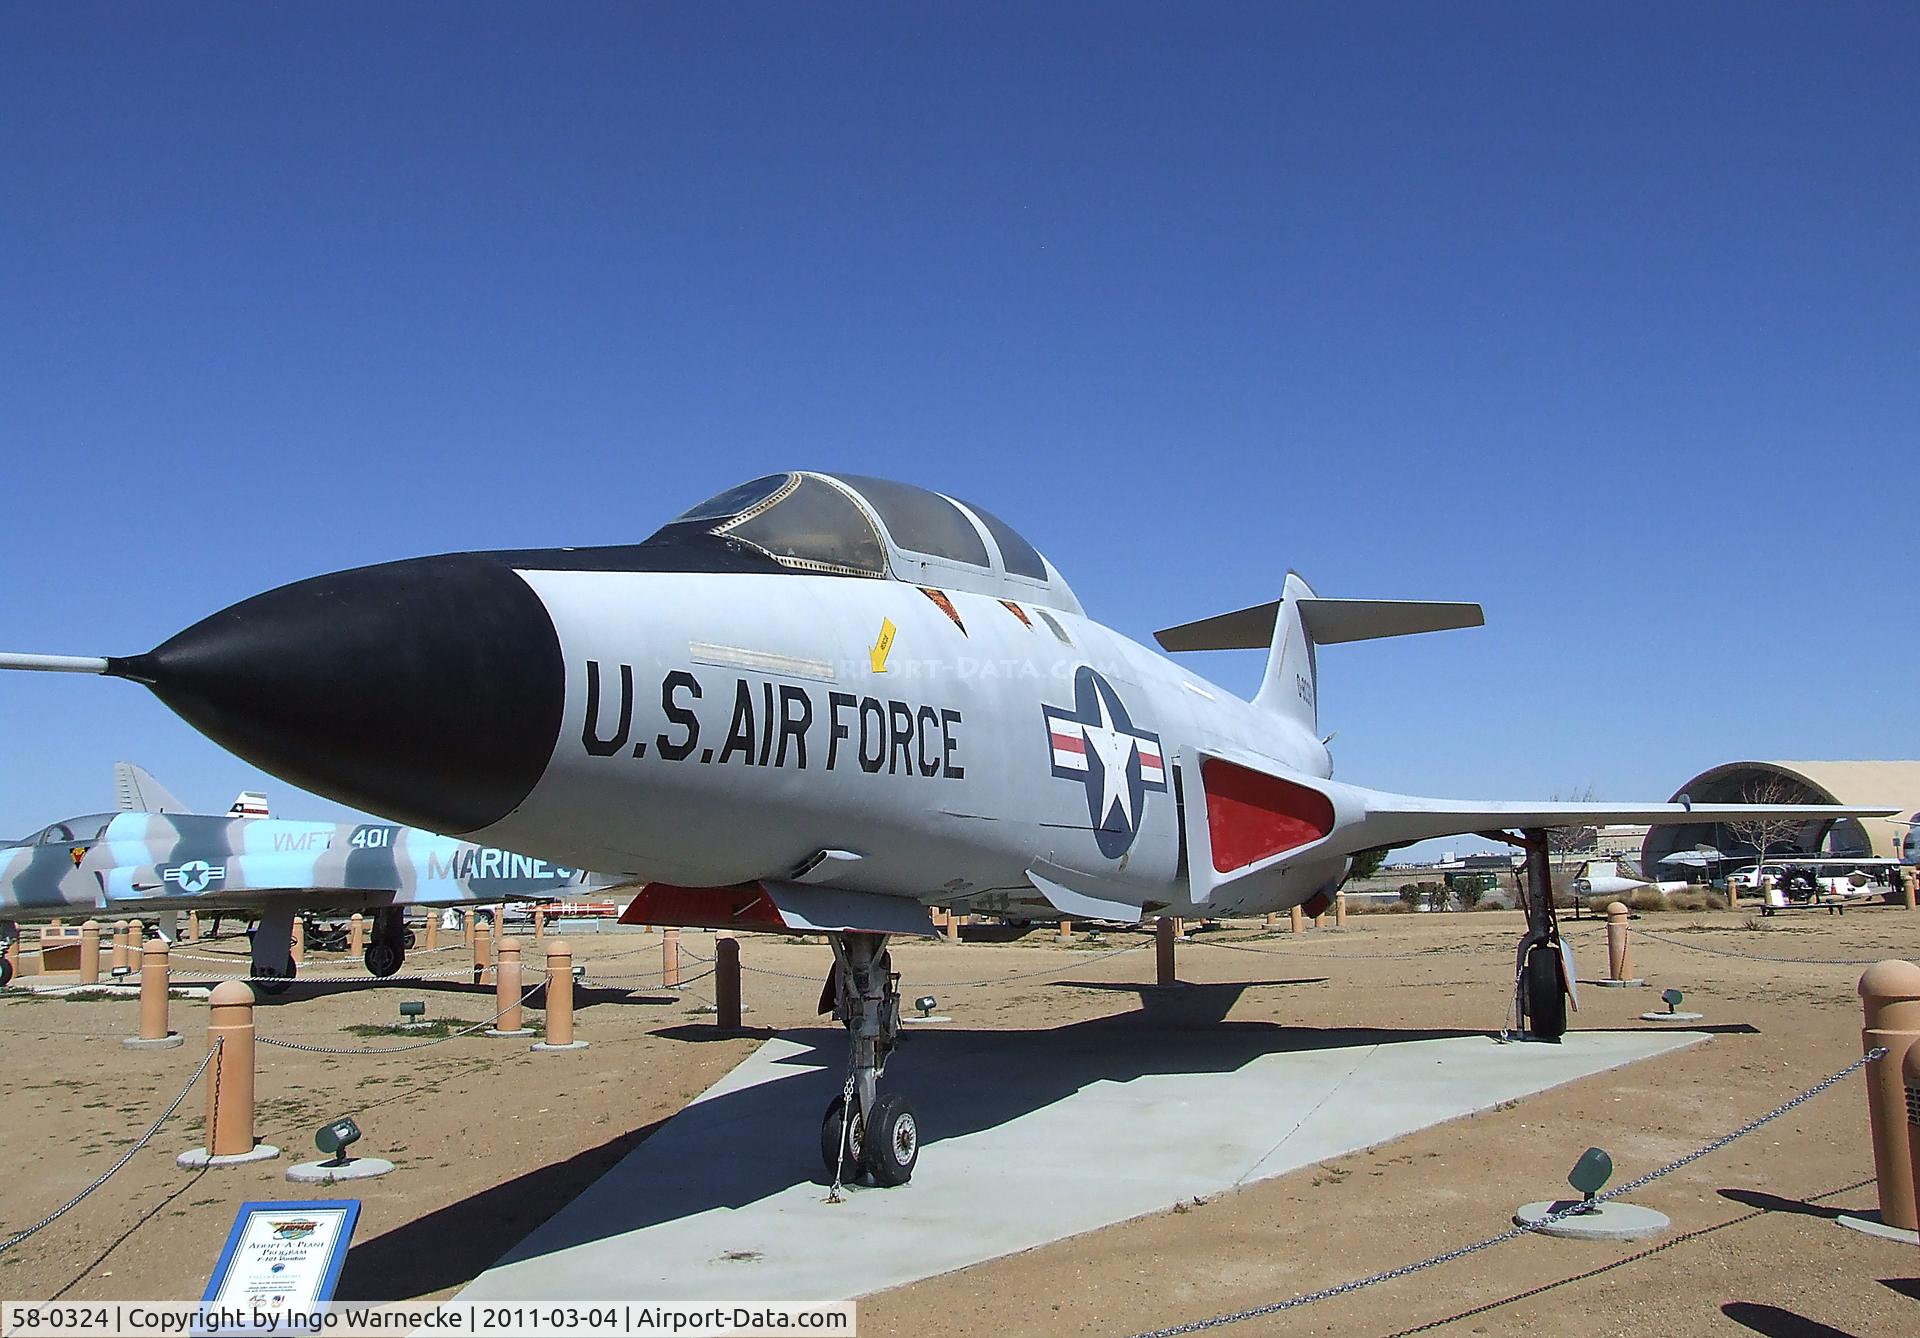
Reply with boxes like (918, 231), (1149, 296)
(245, 978), (679, 1010)
(339, 979), (1494, 1298)
(1721, 1301), (1861, 1336)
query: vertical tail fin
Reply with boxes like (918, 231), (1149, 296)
(1251, 573), (1320, 732)
(113, 761), (192, 815)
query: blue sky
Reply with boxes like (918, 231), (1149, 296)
(2, 3), (1915, 840)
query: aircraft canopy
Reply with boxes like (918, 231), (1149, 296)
(652, 472), (1081, 613)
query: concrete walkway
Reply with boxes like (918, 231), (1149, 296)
(460, 996), (1705, 1307)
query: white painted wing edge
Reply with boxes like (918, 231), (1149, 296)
(1322, 781), (1900, 857)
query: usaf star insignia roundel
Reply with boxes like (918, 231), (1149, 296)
(1043, 666), (1168, 858)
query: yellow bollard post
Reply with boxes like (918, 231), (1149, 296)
(291, 917), (305, 966)
(1289, 906), (1304, 933)
(1855, 961), (1920, 1232)
(488, 937), (532, 1036)
(1155, 916), (1176, 987)
(80, 919), (101, 984)
(663, 927), (681, 989)
(532, 939), (587, 1051)
(473, 919), (492, 985)
(181, 981), (278, 1166)
(463, 909), (475, 949)
(534, 905), (547, 945)
(1607, 902), (1632, 981)
(715, 938), (742, 1029)
(187, 910), (201, 942)
(1904, 1043), (1920, 1237)
(349, 913), (364, 956)
(424, 912), (439, 951)
(127, 938), (182, 1048)
(1335, 892), (1348, 928)
(1059, 917), (1073, 943)
(1904, 869), (1918, 912)
(111, 920), (130, 976)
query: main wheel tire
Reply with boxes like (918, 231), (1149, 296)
(365, 942), (403, 978)
(1525, 945), (1567, 1042)
(255, 961), (296, 996)
(862, 1093), (919, 1187)
(820, 1095), (865, 1179)
(0, 953), (13, 988)
(403, 928), (417, 949)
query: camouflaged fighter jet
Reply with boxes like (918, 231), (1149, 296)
(1, 471), (1894, 1184)
(0, 762), (627, 991)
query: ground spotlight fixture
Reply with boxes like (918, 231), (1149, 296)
(1567, 1146), (1612, 1210)
(399, 1000), (426, 1023)
(315, 1116), (362, 1166)
(915, 996), (937, 1018)
(1662, 988), (1684, 1014)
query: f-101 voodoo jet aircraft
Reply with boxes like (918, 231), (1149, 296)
(0, 762), (625, 990)
(1, 471), (1890, 1183)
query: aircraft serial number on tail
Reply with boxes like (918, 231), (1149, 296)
(579, 663), (966, 779)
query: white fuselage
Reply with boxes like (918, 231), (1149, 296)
(467, 571), (1336, 919)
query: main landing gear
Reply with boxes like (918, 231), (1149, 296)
(364, 906), (408, 977)
(818, 932), (919, 1188)
(250, 905), (298, 995)
(1513, 827), (1569, 1042)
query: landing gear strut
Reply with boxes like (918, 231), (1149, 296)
(818, 932), (918, 1187)
(1514, 828), (1568, 1042)
(364, 907), (408, 977)
(250, 905), (297, 995)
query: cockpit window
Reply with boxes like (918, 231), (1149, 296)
(718, 475), (887, 577)
(959, 499), (1048, 580)
(672, 473), (794, 525)
(834, 474), (989, 566)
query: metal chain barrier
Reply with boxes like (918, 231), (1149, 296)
(1382, 1175), (1877, 1337)
(1632, 927), (1886, 967)
(0, 1041), (221, 1255)
(736, 940), (1152, 989)
(1121, 1048), (1887, 1338)
(256, 983), (546, 1055)
(1188, 936), (1500, 963)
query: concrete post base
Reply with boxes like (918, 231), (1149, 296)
(123, 1033), (185, 1050)
(177, 1144), (281, 1169)
(1639, 1011), (1705, 1022)
(287, 1157), (396, 1184)
(1590, 979), (1646, 988)
(485, 1027), (536, 1038)
(532, 1040), (590, 1052)
(1515, 1199), (1670, 1240)
(1835, 1211), (1920, 1245)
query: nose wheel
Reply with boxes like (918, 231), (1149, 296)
(819, 932), (917, 1188)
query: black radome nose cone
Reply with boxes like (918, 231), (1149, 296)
(110, 555), (564, 834)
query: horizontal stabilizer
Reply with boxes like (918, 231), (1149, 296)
(1156, 598), (1483, 652)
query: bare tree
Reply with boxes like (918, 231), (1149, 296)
(1546, 785), (1599, 856)
(1726, 775), (1807, 873)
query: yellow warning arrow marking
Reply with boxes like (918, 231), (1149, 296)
(869, 617), (897, 673)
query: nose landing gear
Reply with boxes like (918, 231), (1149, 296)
(819, 932), (918, 1188)
(364, 907), (408, 977)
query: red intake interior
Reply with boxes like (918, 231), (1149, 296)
(620, 882), (783, 930)
(1202, 758), (1336, 873)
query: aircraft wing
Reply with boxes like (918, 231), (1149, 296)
(1321, 782), (1899, 858)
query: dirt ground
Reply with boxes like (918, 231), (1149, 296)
(3, 906), (1918, 1336)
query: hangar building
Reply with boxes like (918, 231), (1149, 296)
(1641, 760), (1920, 874)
